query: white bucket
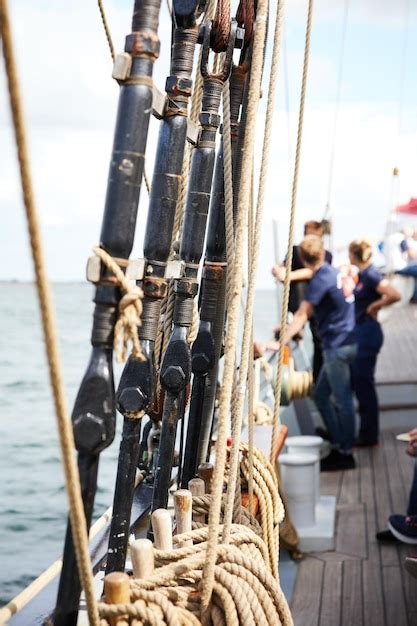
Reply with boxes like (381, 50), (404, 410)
(285, 436), (323, 504)
(280, 453), (317, 528)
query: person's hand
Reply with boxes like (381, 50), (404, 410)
(366, 301), (382, 320)
(272, 265), (286, 283)
(406, 428), (417, 456)
(253, 341), (265, 359)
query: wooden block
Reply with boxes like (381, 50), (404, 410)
(174, 489), (192, 547)
(198, 462), (213, 494)
(188, 478), (205, 524)
(104, 572), (130, 626)
(130, 538), (154, 579)
(151, 509), (173, 551)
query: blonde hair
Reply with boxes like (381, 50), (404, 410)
(299, 235), (324, 265)
(349, 239), (373, 264)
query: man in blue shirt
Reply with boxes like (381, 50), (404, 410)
(283, 235), (358, 471)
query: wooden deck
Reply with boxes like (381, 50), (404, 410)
(290, 428), (417, 626)
(376, 306), (417, 384)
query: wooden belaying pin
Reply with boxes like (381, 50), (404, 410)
(104, 571), (130, 626)
(174, 489), (193, 547)
(197, 462), (213, 494)
(130, 538), (155, 579)
(188, 477), (205, 525)
(151, 509), (173, 551)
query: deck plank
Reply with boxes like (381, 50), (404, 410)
(376, 306), (417, 384)
(338, 467), (360, 504)
(341, 560), (363, 626)
(318, 562), (342, 626)
(291, 558), (323, 626)
(381, 566), (409, 626)
(335, 504), (367, 558)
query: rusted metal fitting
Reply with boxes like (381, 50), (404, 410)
(143, 277), (168, 299)
(165, 75), (193, 97)
(125, 32), (160, 59)
(203, 264), (225, 281)
(174, 279), (199, 297)
(199, 112), (221, 129)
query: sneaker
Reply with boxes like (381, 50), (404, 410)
(320, 449), (356, 472)
(388, 515), (417, 544)
(405, 557), (417, 579)
(315, 426), (331, 441)
(376, 529), (398, 543)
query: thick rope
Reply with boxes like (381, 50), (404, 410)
(270, 0), (314, 463)
(97, 0), (115, 60)
(222, 80), (235, 305)
(200, 0), (269, 614)
(99, 527), (291, 626)
(93, 246), (145, 363)
(223, 0), (285, 545)
(0, 2), (100, 624)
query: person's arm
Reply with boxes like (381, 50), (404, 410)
(272, 265), (313, 283)
(282, 300), (313, 344)
(366, 279), (401, 319)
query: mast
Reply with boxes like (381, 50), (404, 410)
(53, 1), (161, 623)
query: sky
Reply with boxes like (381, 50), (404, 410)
(1, 0), (417, 288)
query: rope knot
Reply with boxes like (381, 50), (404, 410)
(92, 246), (145, 363)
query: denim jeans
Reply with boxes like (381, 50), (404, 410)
(408, 461), (417, 516)
(352, 319), (384, 444)
(314, 343), (358, 454)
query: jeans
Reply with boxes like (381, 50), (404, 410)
(351, 319), (384, 444)
(408, 461), (417, 516)
(314, 343), (358, 454)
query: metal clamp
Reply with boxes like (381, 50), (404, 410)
(86, 256), (146, 283)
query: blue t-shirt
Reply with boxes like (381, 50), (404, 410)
(304, 263), (356, 349)
(354, 264), (382, 324)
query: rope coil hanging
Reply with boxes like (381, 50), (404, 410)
(93, 246), (145, 363)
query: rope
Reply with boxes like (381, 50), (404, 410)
(0, 2), (100, 624)
(324, 0), (349, 246)
(270, 0), (314, 463)
(96, 0), (152, 195)
(99, 526), (291, 626)
(222, 0), (285, 545)
(97, 0), (115, 60)
(222, 80), (235, 306)
(93, 247), (145, 363)
(200, 0), (269, 613)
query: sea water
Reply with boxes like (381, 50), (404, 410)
(0, 282), (277, 605)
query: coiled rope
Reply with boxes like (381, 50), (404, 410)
(0, 2), (100, 624)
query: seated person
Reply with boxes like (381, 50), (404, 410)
(377, 428), (417, 544)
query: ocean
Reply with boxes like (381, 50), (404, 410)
(0, 282), (277, 606)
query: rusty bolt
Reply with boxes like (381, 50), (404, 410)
(165, 75), (192, 97)
(161, 365), (186, 392)
(125, 32), (160, 59)
(199, 112), (221, 129)
(118, 387), (146, 415)
(73, 412), (106, 454)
